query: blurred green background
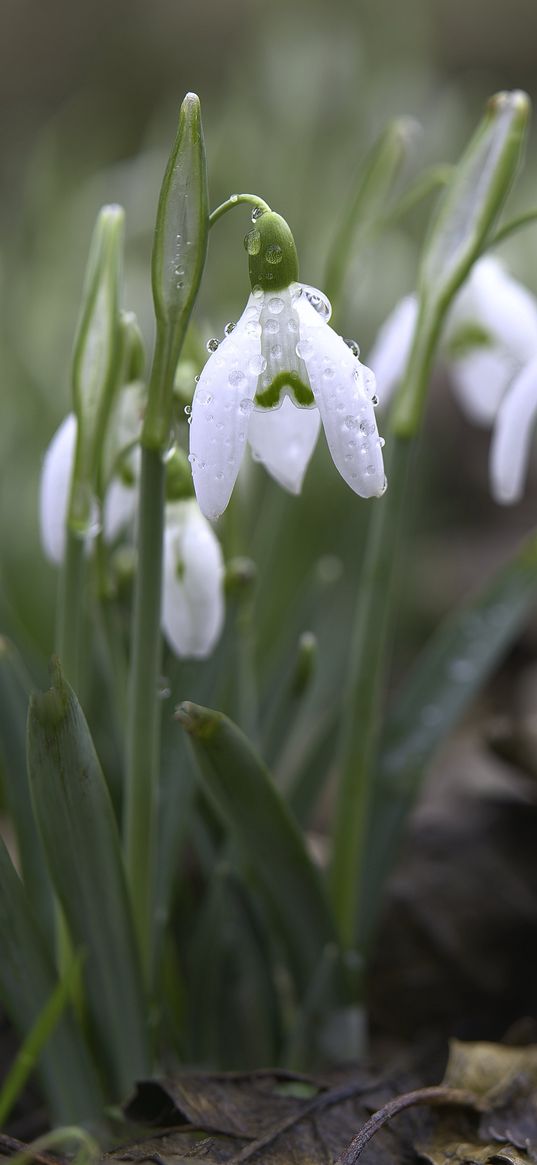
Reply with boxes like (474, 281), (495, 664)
(3, 0), (537, 671)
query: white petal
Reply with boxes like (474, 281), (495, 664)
(103, 478), (137, 542)
(489, 354), (537, 504)
(161, 500), (225, 659)
(248, 396), (321, 494)
(295, 295), (386, 498)
(446, 256), (537, 365)
(449, 346), (519, 425)
(39, 414), (77, 564)
(367, 294), (418, 405)
(189, 294), (264, 520)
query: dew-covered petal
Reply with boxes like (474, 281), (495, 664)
(450, 346), (518, 425)
(367, 294), (418, 405)
(189, 294), (264, 520)
(161, 500), (225, 658)
(248, 395), (321, 494)
(296, 295), (386, 498)
(489, 354), (537, 504)
(39, 413), (77, 564)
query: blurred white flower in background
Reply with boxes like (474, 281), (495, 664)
(161, 499), (224, 659)
(368, 255), (537, 503)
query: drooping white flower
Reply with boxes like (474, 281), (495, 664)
(40, 413), (78, 565)
(39, 408), (138, 564)
(368, 255), (537, 503)
(190, 282), (385, 520)
(161, 499), (225, 658)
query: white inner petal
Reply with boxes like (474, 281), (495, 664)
(248, 395), (321, 494)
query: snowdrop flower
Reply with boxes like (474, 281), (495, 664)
(368, 255), (537, 503)
(39, 406), (139, 564)
(189, 208), (385, 520)
(161, 499), (224, 658)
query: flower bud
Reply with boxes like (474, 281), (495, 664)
(245, 210), (299, 293)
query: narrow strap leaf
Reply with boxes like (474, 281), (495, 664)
(0, 836), (103, 1122)
(27, 659), (149, 1099)
(0, 639), (53, 940)
(176, 701), (337, 996)
(361, 525), (537, 947)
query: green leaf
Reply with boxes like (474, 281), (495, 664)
(143, 92), (209, 452)
(0, 639), (53, 939)
(70, 204), (125, 531)
(176, 702), (337, 996)
(0, 835), (103, 1122)
(361, 525), (537, 948)
(27, 659), (149, 1099)
(0, 950), (84, 1127)
(324, 117), (418, 308)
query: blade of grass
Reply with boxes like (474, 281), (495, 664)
(0, 835), (103, 1123)
(176, 701), (338, 998)
(361, 524), (537, 948)
(0, 639), (53, 940)
(27, 659), (149, 1099)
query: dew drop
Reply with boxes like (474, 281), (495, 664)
(296, 339), (313, 359)
(244, 229), (261, 256)
(239, 398), (253, 415)
(194, 374), (200, 383)
(270, 344), (283, 359)
(249, 354), (267, 375)
(251, 205), (265, 221)
(207, 337), (220, 353)
(265, 244), (283, 265)
(344, 415), (359, 431)
(229, 369), (246, 387)
(287, 318), (298, 334)
(184, 404), (192, 416)
(323, 366), (335, 379)
(224, 321), (236, 335)
(344, 338), (360, 357)
(215, 471), (224, 481)
(229, 194), (239, 204)
(365, 464), (375, 476)
(268, 296), (285, 315)
(371, 394), (379, 407)
(379, 436), (385, 448)
(265, 317), (280, 335)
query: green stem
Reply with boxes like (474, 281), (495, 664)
(329, 438), (414, 952)
(489, 206), (537, 246)
(56, 529), (86, 691)
(124, 444), (165, 980)
(209, 193), (271, 229)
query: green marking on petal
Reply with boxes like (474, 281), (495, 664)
(255, 371), (314, 408)
(445, 321), (494, 357)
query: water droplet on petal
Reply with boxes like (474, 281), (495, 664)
(379, 437), (385, 448)
(344, 415), (359, 431)
(296, 339), (313, 359)
(371, 394), (379, 407)
(184, 404), (192, 416)
(302, 285), (331, 321)
(239, 398), (254, 415)
(344, 338), (360, 357)
(323, 366), (335, 379)
(194, 374), (200, 383)
(265, 318), (280, 335)
(251, 206), (265, 222)
(207, 338), (220, 353)
(229, 369), (246, 387)
(224, 321), (236, 335)
(270, 344), (283, 359)
(249, 354), (267, 375)
(287, 318), (298, 334)
(268, 296), (285, 314)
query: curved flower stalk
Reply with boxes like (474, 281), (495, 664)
(368, 255), (537, 503)
(161, 499), (224, 658)
(190, 208), (386, 521)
